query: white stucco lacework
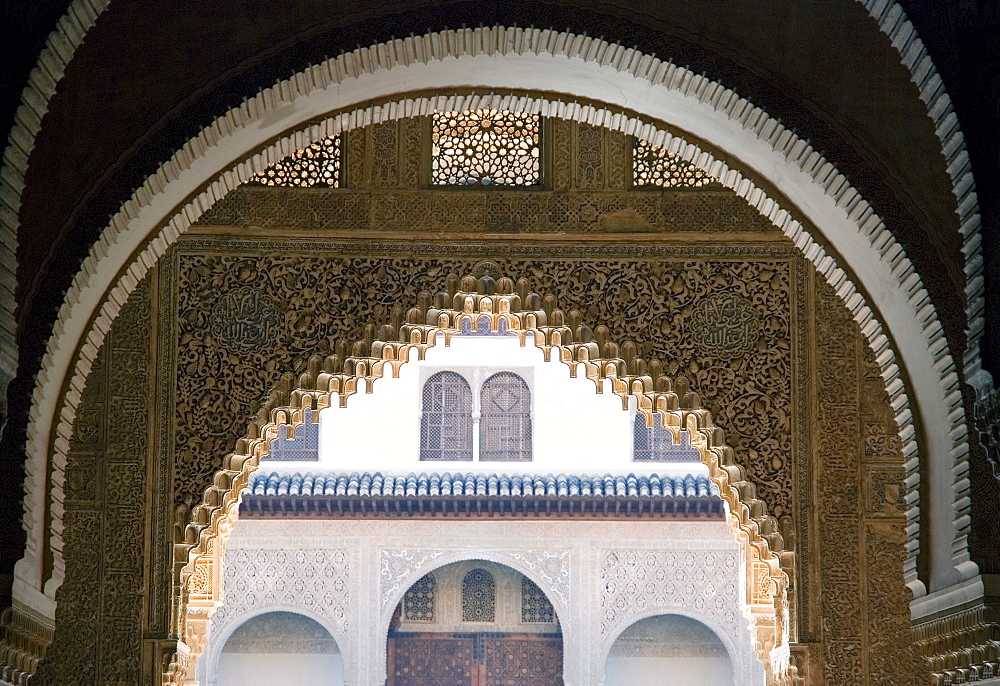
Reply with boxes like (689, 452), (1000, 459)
(600, 549), (763, 685)
(14, 27), (971, 622)
(380, 548), (571, 614)
(200, 542), (349, 686)
(199, 518), (758, 686)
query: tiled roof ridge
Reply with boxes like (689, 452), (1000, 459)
(249, 470), (719, 499)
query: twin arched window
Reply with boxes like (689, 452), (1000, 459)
(420, 371), (531, 461)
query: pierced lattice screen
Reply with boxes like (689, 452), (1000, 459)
(633, 139), (713, 188)
(479, 372), (532, 462)
(264, 407), (319, 461)
(420, 372), (473, 461)
(432, 110), (540, 186)
(633, 414), (703, 462)
(521, 576), (554, 623)
(248, 136), (341, 187)
(462, 569), (496, 622)
(403, 573), (436, 622)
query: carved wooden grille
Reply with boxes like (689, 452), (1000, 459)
(462, 569), (496, 622)
(479, 372), (532, 461)
(420, 372), (473, 461)
(404, 573), (436, 622)
(248, 136), (341, 187)
(633, 414), (702, 462)
(520, 577), (554, 624)
(484, 637), (564, 686)
(633, 138), (712, 188)
(432, 110), (540, 186)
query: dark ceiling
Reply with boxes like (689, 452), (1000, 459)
(0, 0), (997, 605)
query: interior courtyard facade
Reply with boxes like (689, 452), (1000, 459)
(0, 2), (999, 685)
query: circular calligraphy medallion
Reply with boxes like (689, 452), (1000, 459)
(687, 294), (761, 358)
(210, 288), (281, 349)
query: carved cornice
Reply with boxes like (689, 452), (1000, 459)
(0, 606), (53, 686)
(914, 599), (1000, 684)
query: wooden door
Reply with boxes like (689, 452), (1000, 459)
(387, 632), (563, 686)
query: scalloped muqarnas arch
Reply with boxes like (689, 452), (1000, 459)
(172, 275), (790, 686)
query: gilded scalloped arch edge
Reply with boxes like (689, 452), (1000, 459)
(171, 281), (791, 684)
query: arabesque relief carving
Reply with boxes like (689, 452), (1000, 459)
(172, 247), (797, 526)
(36, 277), (152, 686)
(811, 279), (925, 686)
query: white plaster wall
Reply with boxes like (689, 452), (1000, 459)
(217, 653), (343, 686)
(605, 655), (733, 685)
(305, 333), (702, 476)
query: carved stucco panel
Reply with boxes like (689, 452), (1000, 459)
(379, 548), (571, 614)
(599, 549), (743, 639)
(211, 547), (350, 638)
(599, 548), (763, 685)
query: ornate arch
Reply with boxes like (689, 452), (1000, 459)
(170, 275), (790, 685)
(0, 6), (982, 408)
(200, 605), (348, 686)
(14, 30), (975, 618)
(600, 607), (763, 686)
(0, 0), (109, 399)
(378, 554), (571, 686)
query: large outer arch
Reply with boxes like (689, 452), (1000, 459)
(9, 27), (973, 623)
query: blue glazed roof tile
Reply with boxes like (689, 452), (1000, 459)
(249, 471), (719, 500)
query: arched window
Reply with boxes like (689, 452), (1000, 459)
(633, 414), (702, 462)
(479, 372), (532, 461)
(462, 569), (496, 622)
(403, 573), (436, 622)
(420, 372), (473, 461)
(521, 576), (554, 623)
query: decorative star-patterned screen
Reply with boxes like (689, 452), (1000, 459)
(432, 110), (540, 186)
(420, 372), (473, 461)
(520, 576), (554, 623)
(248, 136), (341, 187)
(404, 573), (436, 622)
(462, 569), (496, 622)
(479, 372), (532, 462)
(633, 138), (713, 188)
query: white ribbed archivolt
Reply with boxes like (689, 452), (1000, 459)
(12, 26), (975, 626)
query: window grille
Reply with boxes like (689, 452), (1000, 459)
(633, 138), (713, 188)
(521, 576), (554, 623)
(248, 136), (341, 187)
(462, 569), (496, 622)
(432, 110), (540, 186)
(403, 573), (436, 622)
(479, 372), (532, 462)
(420, 372), (473, 461)
(264, 407), (319, 461)
(633, 414), (702, 462)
